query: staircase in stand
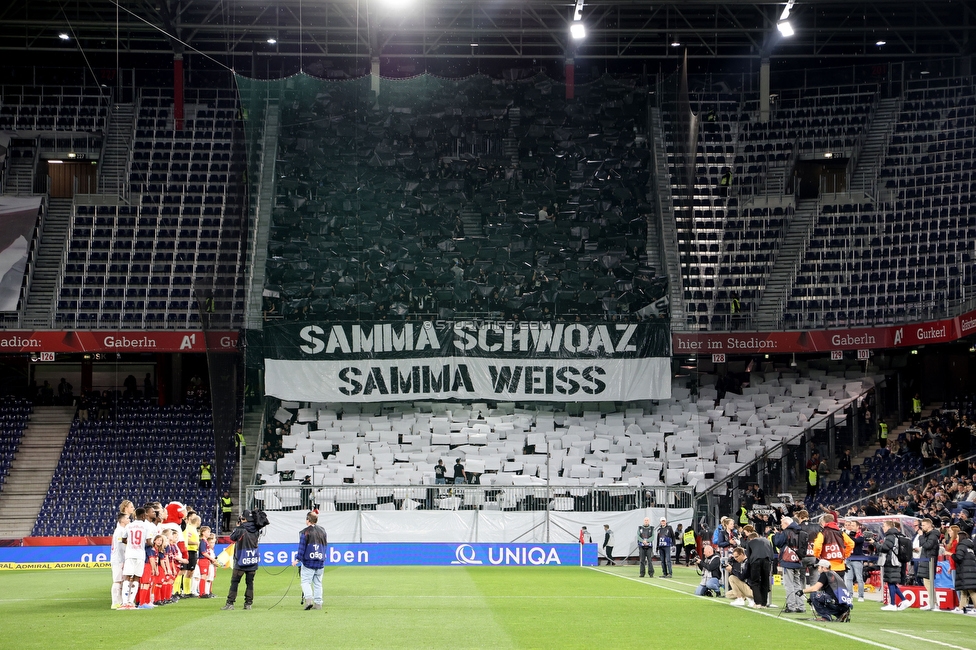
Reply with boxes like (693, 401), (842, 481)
(0, 406), (76, 538)
(754, 198), (821, 328)
(849, 97), (901, 195)
(4, 145), (37, 195)
(97, 103), (134, 197)
(22, 198), (72, 328)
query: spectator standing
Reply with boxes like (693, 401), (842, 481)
(673, 524), (686, 565)
(57, 378), (73, 406)
(602, 525), (616, 566)
(918, 517), (942, 608)
(293, 511), (328, 611)
(434, 459), (447, 485)
(838, 449), (852, 485)
(773, 515), (809, 613)
(452, 458), (466, 485)
(844, 520), (868, 603)
(746, 531), (774, 608)
(877, 520), (912, 611)
(951, 531), (976, 613)
(796, 510), (822, 586)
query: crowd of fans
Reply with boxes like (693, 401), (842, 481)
(263, 73), (668, 323)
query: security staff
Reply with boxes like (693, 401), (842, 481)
(681, 526), (697, 566)
(806, 465), (818, 498)
(912, 394), (922, 425)
(235, 429), (246, 456)
(199, 461), (213, 489)
(220, 491), (233, 533)
(638, 517), (655, 577)
(738, 504), (749, 526)
(878, 420), (888, 447)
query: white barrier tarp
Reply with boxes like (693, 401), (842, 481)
(263, 508), (694, 553)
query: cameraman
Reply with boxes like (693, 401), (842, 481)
(800, 559), (852, 622)
(293, 511), (328, 611)
(694, 544), (722, 596)
(222, 510), (263, 611)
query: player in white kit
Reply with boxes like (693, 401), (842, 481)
(110, 513), (130, 609)
(120, 508), (153, 609)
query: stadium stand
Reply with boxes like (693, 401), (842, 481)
(0, 398), (33, 494)
(48, 87), (247, 329)
(252, 364), (878, 511)
(0, 85), (109, 134)
(32, 400), (232, 536)
(666, 85), (881, 328)
(262, 74), (667, 323)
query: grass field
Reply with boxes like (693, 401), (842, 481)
(2, 564), (974, 649)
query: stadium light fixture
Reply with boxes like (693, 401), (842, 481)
(571, 0), (585, 40)
(267, 38), (277, 45)
(876, 40), (886, 46)
(777, 0), (795, 38)
(58, 33), (70, 41)
(670, 39), (681, 48)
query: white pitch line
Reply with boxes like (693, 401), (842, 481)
(880, 629), (972, 650)
(587, 567), (898, 650)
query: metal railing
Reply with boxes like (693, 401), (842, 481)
(695, 381), (881, 514)
(247, 483), (694, 513)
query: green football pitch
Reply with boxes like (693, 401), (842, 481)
(2, 564), (973, 649)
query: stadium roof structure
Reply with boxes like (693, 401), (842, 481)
(1, 0), (974, 65)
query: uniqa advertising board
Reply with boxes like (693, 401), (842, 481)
(0, 543), (598, 569)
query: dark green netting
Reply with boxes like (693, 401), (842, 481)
(235, 72), (668, 322)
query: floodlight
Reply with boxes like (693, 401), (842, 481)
(777, 21), (794, 37)
(570, 23), (586, 40)
(876, 40), (886, 46)
(779, 0), (795, 21)
(267, 38), (277, 45)
(671, 40), (681, 48)
(58, 33), (70, 41)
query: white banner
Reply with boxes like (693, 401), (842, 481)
(265, 356), (670, 402)
(263, 508), (693, 552)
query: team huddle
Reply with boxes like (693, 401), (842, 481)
(110, 500), (218, 609)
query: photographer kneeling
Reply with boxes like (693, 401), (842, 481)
(695, 544), (722, 596)
(799, 559), (853, 622)
(725, 547), (754, 607)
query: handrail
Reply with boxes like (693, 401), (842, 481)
(694, 381), (880, 502)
